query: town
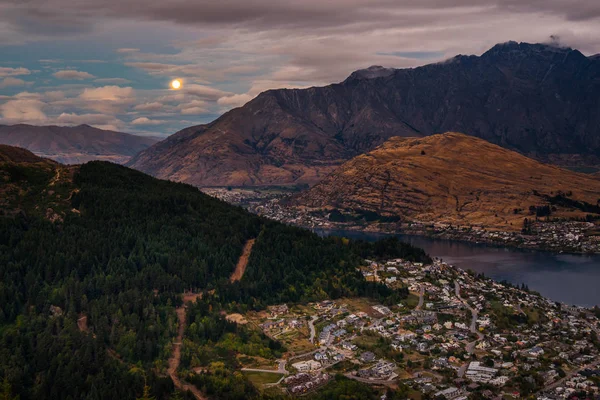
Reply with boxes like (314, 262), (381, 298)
(231, 256), (600, 399)
(202, 188), (600, 254)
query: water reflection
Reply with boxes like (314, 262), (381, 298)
(317, 229), (600, 307)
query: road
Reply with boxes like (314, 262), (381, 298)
(308, 315), (319, 344)
(230, 238), (256, 282)
(288, 348), (322, 362)
(344, 373), (397, 387)
(241, 367), (288, 375)
(415, 285), (425, 310)
(454, 281), (484, 354)
(537, 358), (600, 395)
(167, 298), (207, 400)
(457, 363), (468, 378)
(49, 166), (61, 186)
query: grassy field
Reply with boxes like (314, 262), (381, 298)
(338, 297), (380, 316)
(243, 371), (284, 386)
(237, 355), (278, 370)
(403, 293), (420, 309)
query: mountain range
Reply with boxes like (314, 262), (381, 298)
(129, 41), (600, 187)
(0, 124), (159, 164)
(289, 132), (600, 231)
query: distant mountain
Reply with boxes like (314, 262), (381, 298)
(289, 133), (600, 231)
(0, 124), (159, 164)
(129, 41), (600, 187)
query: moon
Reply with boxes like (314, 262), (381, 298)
(171, 79), (181, 89)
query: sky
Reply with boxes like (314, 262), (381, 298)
(1, 0), (599, 137)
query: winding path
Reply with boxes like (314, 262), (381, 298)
(167, 296), (207, 400)
(415, 285), (425, 310)
(308, 315), (319, 344)
(230, 239), (256, 282)
(454, 281), (484, 354)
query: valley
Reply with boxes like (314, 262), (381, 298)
(203, 133), (600, 254)
(0, 124), (158, 165)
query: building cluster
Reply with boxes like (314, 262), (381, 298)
(357, 360), (397, 380)
(245, 255), (600, 398)
(210, 188), (600, 254)
(284, 372), (331, 395)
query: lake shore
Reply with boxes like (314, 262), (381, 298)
(317, 227), (600, 308)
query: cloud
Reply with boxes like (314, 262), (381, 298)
(124, 61), (211, 79)
(217, 80), (311, 110)
(43, 91), (66, 101)
(0, 98), (47, 123)
(179, 107), (208, 115)
(56, 112), (123, 126)
(3, 0), (600, 136)
(79, 85), (134, 101)
(116, 48), (140, 53)
(131, 117), (165, 125)
(0, 77), (30, 88)
(94, 77), (132, 84)
(77, 85), (136, 113)
(134, 102), (164, 111)
(184, 84), (231, 100)
(217, 93), (253, 108)
(53, 70), (96, 80)
(172, 99), (209, 115)
(0, 67), (31, 77)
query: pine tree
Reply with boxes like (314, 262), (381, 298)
(0, 377), (19, 400)
(136, 384), (155, 400)
(169, 391), (184, 400)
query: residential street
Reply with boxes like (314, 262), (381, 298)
(455, 280), (484, 354)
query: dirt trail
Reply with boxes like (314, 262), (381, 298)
(167, 294), (207, 400)
(49, 167), (61, 186)
(77, 314), (88, 332)
(229, 239), (256, 283)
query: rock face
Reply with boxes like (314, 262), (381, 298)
(290, 133), (600, 230)
(129, 41), (600, 187)
(0, 124), (159, 164)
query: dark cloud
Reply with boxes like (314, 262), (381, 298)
(1, 0), (600, 135)
(2, 0), (600, 36)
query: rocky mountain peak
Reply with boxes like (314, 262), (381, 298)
(346, 65), (396, 81)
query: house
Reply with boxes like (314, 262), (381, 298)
(373, 305), (391, 315)
(315, 300), (334, 310)
(434, 387), (466, 400)
(465, 362), (498, 383)
(433, 357), (449, 368)
(341, 341), (358, 351)
(489, 376), (510, 387)
(261, 319), (285, 331)
(288, 319), (303, 329)
(268, 304), (289, 316)
(292, 360), (321, 372)
(360, 351), (376, 363)
(526, 346), (545, 357)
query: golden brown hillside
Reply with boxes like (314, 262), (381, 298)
(291, 133), (600, 231)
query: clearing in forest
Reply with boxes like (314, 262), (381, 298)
(229, 238), (256, 283)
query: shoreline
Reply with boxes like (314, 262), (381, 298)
(303, 222), (600, 256)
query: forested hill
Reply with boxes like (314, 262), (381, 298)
(0, 151), (430, 400)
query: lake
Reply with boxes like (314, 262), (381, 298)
(317, 229), (600, 307)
